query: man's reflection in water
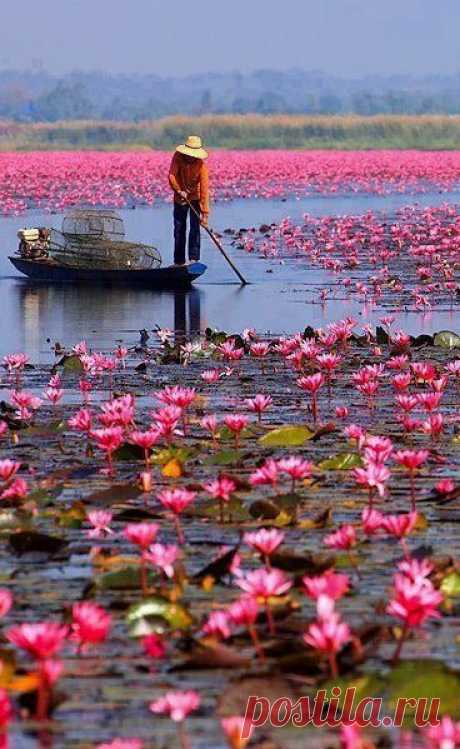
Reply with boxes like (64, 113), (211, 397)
(174, 287), (202, 344)
(17, 282), (203, 357)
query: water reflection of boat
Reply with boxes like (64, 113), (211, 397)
(17, 282), (203, 360)
(10, 209), (206, 288)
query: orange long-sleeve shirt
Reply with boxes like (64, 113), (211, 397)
(168, 152), (210, 215)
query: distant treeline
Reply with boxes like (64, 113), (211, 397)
(2, 115), (460, 150)
(3, 68), (460, 122)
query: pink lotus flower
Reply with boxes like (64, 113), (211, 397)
(297, 373), (325, 423)
(0, 590), (12, 618)
(7, 621), (68, 660)
(335, 405), (349, 418)
(361, 507), (384, 535)
(228, 597), (259, 628)
(394, 449), (429, 471)
(157, 488), (196, 543)
(249, 459), (279, 488)
(435, 478), (455, 494)
(202, 610), (232, 640)
(250, 342), (270, 359)
(236, 568), (292, 600)
(221, 715), (254, 748)
(149, 690), (200, 722)
(303, 571), (350, 601)
(381, 512), (418, 538)
(68, 408), (93, 433)
(224, 415), (249, 447)
(1, 477), (28, 500)
(398, 557), (433, 582)
(43, 387), (63, 405)
(201, 369), (221, 384)
(203, 476), (237, 523)
(87, 510), (113, 539)
(71, 601), (111, 651)
(244, 394), (273, 420)
(157, 488), (196, 515)
(393, 449), (429, 510)
(423, 413), (444, 440)
(155, 385), (196, 409)
(424, 715), (460, 749)
(203, 477), (236, 503)
(145, 543), (179, 578)
(201, 414), (218, 438)
(99, 395), (135, 428)
(353, 462), (390, 501)
(92, 426), (124, 474)
(0, 460), (21, 483)
(277, 456), (313, 483)
(124, 522), (159, 550)
(303, 596), (351, 678)
(324, 524), (357, 550)
(244, 529), (284, 563)
(387, 576), (442, 627)
(218, 340), (245, 362)
(130, 429), (160, 469)
(142, 633), (166, 660)
(152, 405), (182, 442)
(0, 689), (11, 728)
(2, 352), (29, 372)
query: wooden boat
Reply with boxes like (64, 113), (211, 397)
(10, 208), (207, 288)
(9, 256), (207, 288)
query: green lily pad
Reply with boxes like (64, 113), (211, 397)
(126, 596), (193, 635)
(318, 452), (363, 470)
(204, 449), (244, 466)
(58, 354), (84, 373)
(434, 330), (460, 349)
(386, 660), (460, 719)
(99, 566), (142, 590)
(441, 571), (460, 597)
(259, 425), (314, 447)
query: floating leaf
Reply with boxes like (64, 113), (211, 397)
(441, 571), (460, 597)
(84, 483), (142, 505)
(55, 501), (87, 529)
(386, 660), (460, 719)
(8, 531), (67, 557)
(0, 650), (16, 688)
(194, 544), (240, 582)
(179, 639), (250, 670)
(57, 354), (84, 373)
(434, 330), (460, 349)
(204, 450), (244, 466)
(318, 453), (363, 470)
(152, 447), (195, 466)
(126, 596), (192, 635)
(113, 443), (144, 461)
(99, 565), (142, 590)
(162, 458), (183, 479)
(259, 425), (314, 447)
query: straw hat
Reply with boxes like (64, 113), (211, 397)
(176, 135), (208, 160)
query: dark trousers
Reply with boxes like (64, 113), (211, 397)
(173, 200), (201, 264)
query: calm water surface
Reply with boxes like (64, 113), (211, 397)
(1, 192), (459, 360)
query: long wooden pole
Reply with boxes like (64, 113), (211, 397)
(186, 199), (249, 285)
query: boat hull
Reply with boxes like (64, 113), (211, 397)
(9, 257), (206, 288)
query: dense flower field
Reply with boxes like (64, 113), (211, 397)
(232, 202), (460, 312)
(0, 322), (460, 748)
(2, 149), (460, 215)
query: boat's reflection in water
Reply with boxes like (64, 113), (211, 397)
(17, 282), (204, 360)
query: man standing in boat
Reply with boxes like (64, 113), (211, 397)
(168, 135), (209, 266)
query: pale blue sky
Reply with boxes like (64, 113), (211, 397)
(1, 0), (458, 76)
